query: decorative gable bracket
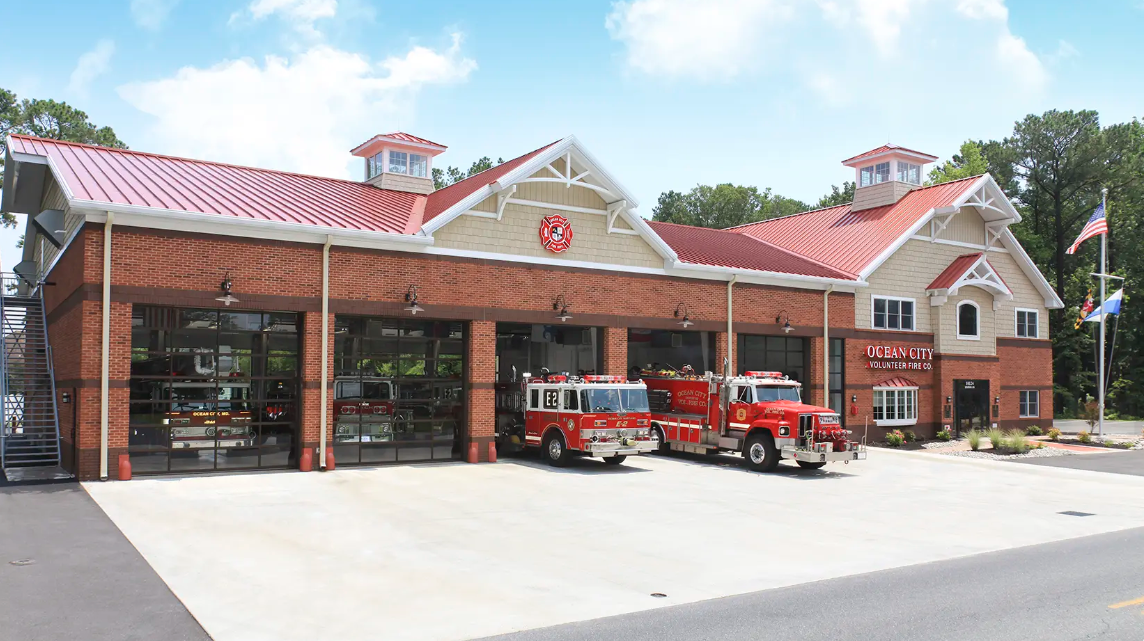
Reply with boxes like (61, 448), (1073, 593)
(926, 254), (1013, 310)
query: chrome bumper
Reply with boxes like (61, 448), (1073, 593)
(781, 446), (867, 463)
(582, 440), (657, 457)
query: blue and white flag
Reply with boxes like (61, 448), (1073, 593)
(1085, 288), (1123, 322)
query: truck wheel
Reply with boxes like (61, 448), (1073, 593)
(542, 431), (571, 467)
(604, 455), (627, 466)
(743, 431), (780, 473)
(797, 461), (827, 470)
(650, 425), (668, 454)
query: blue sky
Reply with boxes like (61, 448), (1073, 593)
(2, 0), (1142, 269)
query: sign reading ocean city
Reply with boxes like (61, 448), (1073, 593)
(865, 345), (934, 370)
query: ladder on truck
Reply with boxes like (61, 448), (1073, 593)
(1, 273), (71, 482)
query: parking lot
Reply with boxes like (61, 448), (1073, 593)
(84, 450), (1144, 641)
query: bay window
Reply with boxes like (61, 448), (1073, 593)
(873, 387), (918, 426)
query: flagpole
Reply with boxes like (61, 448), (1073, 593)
(1098, 188), (1108, 439)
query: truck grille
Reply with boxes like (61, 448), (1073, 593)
(799, 414), (814, 440)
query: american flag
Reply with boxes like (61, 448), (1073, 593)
(1065, 202), (1107, 255)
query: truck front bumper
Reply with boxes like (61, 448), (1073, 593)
(582, 440), (657, 457)
(781, 446), (867, 464)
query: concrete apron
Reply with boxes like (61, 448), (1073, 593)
(84, 449), (1144, 641)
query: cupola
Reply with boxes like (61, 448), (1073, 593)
(842, 145), (937, 211)
(350, 133), (447, 194)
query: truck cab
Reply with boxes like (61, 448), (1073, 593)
(498, 373), (657, 467)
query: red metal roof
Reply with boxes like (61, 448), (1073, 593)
(10, 134), (424, 234)
(647, 221), (854, 280)
(422, 141), (560, 224)
(842, 144), (937, 165)
(875, 377), (920, 388)
(731, 175), (983, 278)
(927, 253), (984, 290)
(380, 132), (447, 149)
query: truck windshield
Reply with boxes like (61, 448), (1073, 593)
(755, 386), (801, 402)
(580, 387), (650, 413)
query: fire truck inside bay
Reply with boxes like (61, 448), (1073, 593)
(496, 371), (657, 466)
(641, 365), (866, 472)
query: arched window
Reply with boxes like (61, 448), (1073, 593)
(957, 301), (980, 339)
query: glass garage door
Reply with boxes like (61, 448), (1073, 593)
(128, 306), (300, 474)
(332, 317), (465, 465)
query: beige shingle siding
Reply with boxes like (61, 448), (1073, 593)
(937, 206), (987, 244)
(936, 286), (996, 356)
(852, 181), (917, 212)
(434, 168), (662, 268)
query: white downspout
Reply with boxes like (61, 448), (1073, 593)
(319, 235), (332, 470)
(823, 285), (834, 409)
(726, 275), (737, 373)
(100, 212), (113, 480)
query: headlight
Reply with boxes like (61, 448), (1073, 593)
(618, 429), (627, 437)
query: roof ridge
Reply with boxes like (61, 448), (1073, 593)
(725, 203), (852, 230)
(9, 133), (381, 189)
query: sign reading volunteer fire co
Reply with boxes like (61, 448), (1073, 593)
(539, 214), (573, 253)
(865, 345), (934, 370)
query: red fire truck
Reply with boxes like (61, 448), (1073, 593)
(333, 377), (396, 443)
(163, 380), (256, 449)
(642, 367), (865, 472)
(496, 371), (657, 466)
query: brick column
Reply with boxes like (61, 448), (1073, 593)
(601, 326), (628, 376)
(466, 320), (496, 462)
(77, 301), (131, 480)
(807, 336), (825, 407)
(714, 331), (736, 375)
(301, 311), (334, 468)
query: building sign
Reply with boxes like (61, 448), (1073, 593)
(539, 214), (573, 253)
(865, 345), (934, 370)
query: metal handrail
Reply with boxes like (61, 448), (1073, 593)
(40, 293), (61, 466)
(1, 291), (7, 470)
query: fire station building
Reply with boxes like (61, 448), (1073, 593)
(1, 132), (1062, 479)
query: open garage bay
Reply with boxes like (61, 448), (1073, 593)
(84, 450), (1144, 641)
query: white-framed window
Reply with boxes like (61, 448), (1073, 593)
(388, 150), (409, 174)
(1019, 390), (1039, 418)
(873, 387), (918, 426)
(368, 152), (385, 179)
(409, 154), (428, 178)
(859, 162), (891, 187)
(897, 162), (921, 184)
(1015, 308), (1039, 338)
(872, 295), (915, 331)
(957, 300), (980, 340)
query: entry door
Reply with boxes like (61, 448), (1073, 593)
(954, 380), (990, 435)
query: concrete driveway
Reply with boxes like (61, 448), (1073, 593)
(84, 450), (1144, 641)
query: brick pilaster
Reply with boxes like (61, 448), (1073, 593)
(715, 331), (736, 375)
(466, 320), (496, 462)
(601, 326), (628, 376)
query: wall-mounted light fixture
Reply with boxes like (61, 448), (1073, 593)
(404, 285), (424, 315)
(673, 303), (693, 328)
(994, 396), (1001, 405)
(851, 394), (857, 403)
(215, 271), (239, 306)
(553, 294), (572, 322)
(946, 396), (952, 404)
(775, 311), (793, 334)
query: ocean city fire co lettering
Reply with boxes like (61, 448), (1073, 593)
(865, 345), (934, 370)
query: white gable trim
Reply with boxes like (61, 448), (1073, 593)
(1000, 227), (1064, 309)
(926, 254), (1013, 308)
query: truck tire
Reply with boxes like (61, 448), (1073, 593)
(603, 455), (627, 465)
(743, 431), (780, 473)
(542, 431), (571, 467)
(797, 461), (827, 470)
(650, 425), (668, 454)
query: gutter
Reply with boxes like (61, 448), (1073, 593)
(823, 285), (834, 408)
(100, 212), (113, 480)
(726, 275), (737, 374)
(319, 235), (332, 470)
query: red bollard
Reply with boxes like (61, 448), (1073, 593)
(117, 453), (132, 481)
(324, 450), (336, 471)
(487, 442), (497, 463)
(467, 442), (479, 464)
(299, 447), (313, 472)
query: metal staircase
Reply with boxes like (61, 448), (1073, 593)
(1, 274), (71, 482)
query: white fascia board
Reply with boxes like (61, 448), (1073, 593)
(1000, 227), (1064, 309)
(668, 260), (864, 291)
(857, 207), (939, 280)
(565, 135), (640, 209)
(843, 149), (938, 167)
(77, 201), (433, 251)
(350, 135), (446, 155)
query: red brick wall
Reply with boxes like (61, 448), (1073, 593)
(467, 321), (496, 462)
(601, 326), (627, 376)
(714, 332), (734, 375)
(999, 340), (1054, 430)
(841, 334), (939, 440)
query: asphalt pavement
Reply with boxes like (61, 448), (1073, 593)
(481, 526), (1144, 641)
(1014, 449), (1144, 476)
(1054, 419), (1143, 436)
(0, 480), (209, 641)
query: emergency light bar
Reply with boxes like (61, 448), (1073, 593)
(583, 375), (627, 383)
(744, 371), (784, 379)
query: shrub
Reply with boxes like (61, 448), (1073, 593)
(1078, 430), (1092, 444)
(1084, 402), (1099, 430)
(987, 427), (1004, 450)
(1025, 425), (1043, 436)
(1103, 440), (1117, 448)
(903, 430), (917, 443)
(935, 427), (952, 442)
(885, 430), (906, 447)
(1003, 429), (1029, 454)
(966, 429), (982, 451)
(1047, 428), (1061, 442)
(1121, 442), (1134, 449)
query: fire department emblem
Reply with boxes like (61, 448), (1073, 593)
(736, 408), (747, 421)
(539, 214), (573, 253)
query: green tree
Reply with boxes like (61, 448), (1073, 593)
(0, 89), (126, 228)
(812, 181), (855, 209)
(651, 184), (807, 229)
(432, 156), (504, 190)
(926, 140), (991, 185)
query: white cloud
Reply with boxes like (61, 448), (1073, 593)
(852, 0), (917, 55)
(997, 31), (1048, 92)
(68, 40), (115, 97)
(232, 0), (338, 38)
(955, 0), (1007, 20)
(116, 35), (476, 179)
(605, 0), (794, 79)
(1047, 39), (1079, 64)
(131, 0), (180, 30)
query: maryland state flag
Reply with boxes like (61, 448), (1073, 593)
(1075, 289), (1095, 329)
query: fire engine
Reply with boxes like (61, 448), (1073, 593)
(333, 377), (397, 443)
(163, 380), (255, 449)
(641, 366), (865, 472)
(496, 371), (657, 466)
